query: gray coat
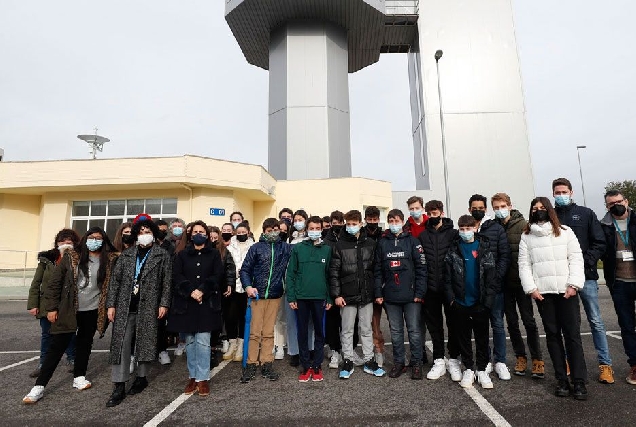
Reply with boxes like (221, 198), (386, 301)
(106, 244), (172, 364)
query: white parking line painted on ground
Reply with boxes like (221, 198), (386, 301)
(0, 356), (39, 372)
(424, 342), (510, 427)
(144, 360), (230, 427)
(607, 332), (623, 340)
(0, 349), (110, 354)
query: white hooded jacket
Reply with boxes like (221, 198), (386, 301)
(227, 235), (254, 293)
(518, 222), (585, 295)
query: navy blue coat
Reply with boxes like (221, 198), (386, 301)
(239, 236), (292, 299)
(479, 219), (511, 286)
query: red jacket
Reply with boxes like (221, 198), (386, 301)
(404, 215), (429, 238)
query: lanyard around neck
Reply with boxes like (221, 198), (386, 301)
(613, 216), (630, 247)
(135, 250), (151, 282)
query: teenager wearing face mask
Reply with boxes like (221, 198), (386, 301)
(321, 216), (331, 239)
(279, 208), (294, 228)
(26, 229), (80, 379)
(105, 214), (172, 407)
(208, 226), (220, 244)
(552, 177), (614, 384)
(175, 222), (194, 255)
(363, 206), (386, 368)
(154, 219), (174, 366)
(155, 219), (175, 257)
(23, 227), (118, 404)
(518, 197), (587, 400)
(113, 223), (134, 253)
(278, 220), (290, 243)
(600, 190), (636, 385)
(274, 220), (290, 359)
(210, 225), (232, 360)
(404, 196), (430, 238)
(468, 194), (511, 381)
(230, 211), (245, 231)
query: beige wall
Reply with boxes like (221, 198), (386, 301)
(0, 193), (42, 268)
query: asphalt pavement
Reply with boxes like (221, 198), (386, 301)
(1, 286), (635, 426)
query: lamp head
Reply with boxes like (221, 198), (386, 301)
(435, 50), (443, 61)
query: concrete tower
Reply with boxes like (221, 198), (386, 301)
(225, 0), (418, 180)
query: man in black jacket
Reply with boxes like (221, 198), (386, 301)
(419, 200), (460, 381)
(330, 210), (385, 379)
(363, 206), (386, 367)
(553, 177), (614, 384)
(468, 194), (511, 381)
(600, 190), (636, 384)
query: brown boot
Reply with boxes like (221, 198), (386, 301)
(197, 380), (210, 397)
(184, 378), (197, 395)
(599, 365), (615, 384)
(514, 356), (527, 376)
(531, 359), (545, 379)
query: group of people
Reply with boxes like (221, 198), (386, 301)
(22, 176), (636, 406)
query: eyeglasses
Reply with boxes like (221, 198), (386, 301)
(606, 199), (625, 208)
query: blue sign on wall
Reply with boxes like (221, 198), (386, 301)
(210, 208), (226, 216)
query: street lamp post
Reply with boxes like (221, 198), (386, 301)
(576, 145), (587, 207)
(435, 49), (451, 219)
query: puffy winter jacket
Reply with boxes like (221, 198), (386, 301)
(27, 249), (59, 318)
(443, 235), (499, 309)
(329, 229), (376, 305)
(374, 230), (427, 303)
(223, 251), (237, 293)
(478, 219), (511, 285)
(286, 239), (332, 303)
(418, 218), (458, 294)
(403, 215), (429, 239)
(600, 209), (636, 289)
(239, 236), (292, 299)
(555, 203), (606, 280)
(227, 238), (254, 293)
(518, 223), (585, 295)
(495, 210), (527, 288)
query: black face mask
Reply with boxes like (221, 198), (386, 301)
(331, 225), (343, 235)
(279, 231), (288, 242)
(122, 234), (135, 245)
(321, 229), (330, 239)
(366, 223), (379, 232)
(157, 230), (167, 241)
(427, 216), (442, 227)
(471, 210), (486, 221)
(221, 232), (232, 242)
(237, 234), (249, 243)
(531, 210), (550, 223)
(610, 204), (627, 217)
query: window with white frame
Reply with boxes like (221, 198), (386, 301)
(71, 198), (178, 241)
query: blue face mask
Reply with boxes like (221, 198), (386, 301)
(86, 238), (103, 252)
(307, 230), (321, 241)
(554, 195), (571, 206)
(494, 209), (510, 220)
(346, 225), (360, 235)
(232, 221), (241, 229)
(172, 226), (183, 237)
(389, 223), (403, 234)
(410, 210), (423, 219)
(294, 221), (305, 231)
(459, 231), (475, 242)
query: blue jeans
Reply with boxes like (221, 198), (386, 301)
(489, 292), (506, 364)
(384, 302), (422, 365)
(185, 332), (211, 382)
(579, 279), (612, 365)
(285, 301), (314, 355)
(610, 280), (636, 367)
(39, 317), (75, 367)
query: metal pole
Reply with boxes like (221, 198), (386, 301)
(577, 146), (587, 207)
(435, 51), (451, 219)
(23, 250), (27, 286)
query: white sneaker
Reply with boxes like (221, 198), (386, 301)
(23, 385), (44, 404)
(129, 356), (136, 374)
(477, 370), (494, 389)
(460, 369), (475, 388)
(221, 340), (229, 354)
(274, 346), (285, 360)
(158, 351), (171, 365)
(447, 358), (462, 382)
(375, 352), (384, 368)
(485, 362), (493, 374)
(72, 376), (92, 390)
(427, 358), (447, 380)
(329, 351), (341, 369)
(494, 362), (511, 380)
(174, 342), (186, 356)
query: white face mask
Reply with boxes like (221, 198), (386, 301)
(137, 234), (154, 246)
(58, 244), (73, 253)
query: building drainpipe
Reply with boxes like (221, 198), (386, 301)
(180, 184), (193, 222)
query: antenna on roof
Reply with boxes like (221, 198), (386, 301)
(77, 127), (109, 159)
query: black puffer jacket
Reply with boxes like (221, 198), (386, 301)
(224, 250), (237, 292)
(329, 229), (376, 305)
(374, 230), (427, 303)
(418, 218), (458, 294)
(556, 203), (606, 280)
(478, 219), (511, 285)
(443, 235), (499, 309)
(495, 210), (527, 288)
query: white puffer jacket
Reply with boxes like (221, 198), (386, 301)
(227, 236), (254, 293)
(518, 222), (585, 295)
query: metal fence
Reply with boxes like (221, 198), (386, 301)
(385, 0), (419, 15)
(0, 250), (39, 286)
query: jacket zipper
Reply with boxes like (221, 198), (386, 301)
(264, 243), (274, 299)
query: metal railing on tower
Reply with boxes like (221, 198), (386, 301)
(385, 0), (419, 15)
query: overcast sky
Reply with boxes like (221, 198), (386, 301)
(1, 0), (634, 217)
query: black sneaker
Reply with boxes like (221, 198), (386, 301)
(240, 364), (257, 384)
(210, 350), (219, 369)
(389, 363), (406, 378)
(106, 383), (126, 408)
(339, 359), (354, 379)
(363, 359), (386, 377)
(261, 362), (280, 381)
(411, 362), (423, 380)
(127, 376), (148, 395)
(572, 380), (588, 401)
(555, 379), (571, 397)
(289, 355), (300, 367)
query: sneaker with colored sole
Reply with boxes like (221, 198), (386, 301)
(312, 368), (324, 382)
(298, 368), (312, 382)
(339, 360), (354, 379)
(363, 359), (386, 377)
(23, 386), (44, 404)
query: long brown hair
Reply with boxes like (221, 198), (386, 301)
(175, 222), (194, 254)
(113, 222), (132, 252)
(524, 197), (564, 237)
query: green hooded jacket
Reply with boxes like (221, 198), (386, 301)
(286, 239), (332, 304)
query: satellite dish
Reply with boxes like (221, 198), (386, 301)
(78, 128), (110, 159)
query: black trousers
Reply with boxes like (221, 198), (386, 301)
(423, 290), (459, 360)
(504, 286), (543, 360)
(157, 318), (169, 353)
(536, 293), (587, 382)
(36, 309), (98, 387)
(296, 300), (326, 370)
(452, 304), (490, 371)
(223, 292), (248, 340)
